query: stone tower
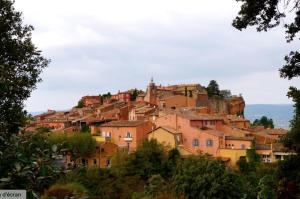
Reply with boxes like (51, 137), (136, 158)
(144, 78), (157, 105)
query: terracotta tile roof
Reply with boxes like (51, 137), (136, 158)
(151, 126), (180, 135)
(272, 143), (289, 152)
(251, 131), (278, 140)
(256, 144), (271, 150)
(259, 128), (288, 135)
(202, 129), (224, 137)
(178, 111), (224, 121)
(225, 136), (254, 141)
(100, 120), (148, 127)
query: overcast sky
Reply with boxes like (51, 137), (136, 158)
(15, 0), (300, 112)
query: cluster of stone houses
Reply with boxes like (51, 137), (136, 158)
(26, 79), (292, 169)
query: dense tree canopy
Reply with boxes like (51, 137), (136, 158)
(0, 133), (62, 197)
(206, 80), (221, 97)
(172, 156), (242, 199)
(0, 1), (53, 197)
(233, 0), (300, 197)
(253, 116), (275, 129)
(0, 0), (49, 135)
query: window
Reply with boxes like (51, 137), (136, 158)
(93, 159), (97, 166)
(106, 132), (112, 138)
(206, 139), (213, 147)
(176, 135), (183, 145)
(192, 139), (199, 147)
(241, 144), (246, 149)
(126, 132), (132, 138)
(106, 158), (111, 168)
(81, 159), (87, 166)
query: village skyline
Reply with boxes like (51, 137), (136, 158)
(14, 0), (300, 112)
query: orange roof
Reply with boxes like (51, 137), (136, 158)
(259, 128), (288, 135)
(225, 136), (254, 141)
(101, 120), (148, 127)
(150, 126), (180, 135)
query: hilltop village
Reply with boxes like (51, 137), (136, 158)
(26, 79), (290, 168)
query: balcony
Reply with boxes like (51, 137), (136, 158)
(123, 137), (133, 142)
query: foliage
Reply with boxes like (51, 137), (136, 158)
(76, 100), (84, 108)
(0, 133), (61, 197)
(237, 140), (261, 173)
(102, 92), (112, 99)
(219, 89), (232, 98)
(246, 140), (261, 167)
(67, 133), (96, 161)
(206, 80), (221, 97)
(162, 148), (181, 178)
(282, 87), (300, 152)
(233, 0), (300, 80)
(277, 154), (300, 198)
(253, 116), (274, 129)
(80, 124), (90, 133)
(234, 1), (300, 197)
(145, 174), (166, 198)
(49, 132), (96, 165)
(131, 89), (143, 101)
(172, 155), (242, 199)
(0, 0), (49, 136)
(125, 139), (167, 180)
(277, 87), (300, 197)
(188, 90), (193, 97)
(257, 174), (276, 199)
(42, 182), (87, 199)
(206, 80), (231, 99)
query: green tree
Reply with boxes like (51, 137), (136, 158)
(253, 116), (275, 129)
(0, 0), (49, 136)
(220, 89), (232, 98)
(188, 90), (193, 97)
(184, 86), (188, 97)
(237, 140), (260, 173)
(125, 139), (167, 180)
(67, 133), (96, 162)
(162, 148), (181, 178)
(172, 156), (242, 199)
(0, 133), (61, 197)
(145, 174), (166, 198)
(233, 0), (300, 80)
(42, 182), (88, 199)
(233, 2), (300, 196)
(247, 140), (261, 171)
(76, 100), (84, 108)
(80, 124), (90, 133)
(257, 174), (276, 199)
(206, 80), (221, 97)
(131, 89), (140, 101)
(102, 92), (112, 99)
(0, 0), (52, 197)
